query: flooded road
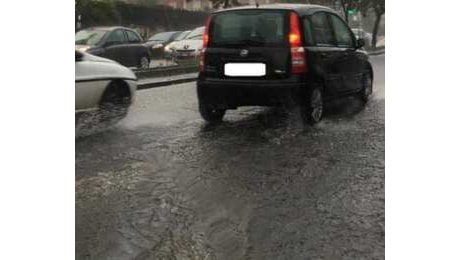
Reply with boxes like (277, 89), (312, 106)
(76, 54), (385, 260)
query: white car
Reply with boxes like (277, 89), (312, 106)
(165, 26), (204, 59)
(75, 50), (137, 132)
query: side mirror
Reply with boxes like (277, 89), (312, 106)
(356, 38), (365, 49)
(75, 50), (84, 62)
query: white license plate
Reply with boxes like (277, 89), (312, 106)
(224, 63), (266, 77)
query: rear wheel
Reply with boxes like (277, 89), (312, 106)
(301, 85), (324, 125)
(197, 84), (226, 123)
(199, 102), (226, 123)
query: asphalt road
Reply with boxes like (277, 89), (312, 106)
(76, 54), (385, 260)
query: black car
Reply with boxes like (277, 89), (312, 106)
(197, 4), (373, 125)
(145, 31), (182, 58)
(75, 26), (150, 68)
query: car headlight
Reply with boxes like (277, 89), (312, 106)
(152, 43), (163, 49)
(77, 46), (90, 52)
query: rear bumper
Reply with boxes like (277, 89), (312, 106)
(197, 76), (304, 107)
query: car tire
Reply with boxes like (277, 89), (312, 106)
(197, 85), (226, 123)
(360, 71), (373, 103)
(138, 55), (150, 69)
(98, 80), (132, 125)
(301, 85), (324, 125)
(198, 101), (226, 123)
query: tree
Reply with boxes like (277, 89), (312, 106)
(360, 0), (384, 47)
(339, 0), (384, 48)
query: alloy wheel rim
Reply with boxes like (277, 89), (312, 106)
(140, 57), (149, 68)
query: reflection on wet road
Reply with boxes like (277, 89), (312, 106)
(76, 55), (385, 260)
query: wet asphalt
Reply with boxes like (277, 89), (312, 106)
(76, 54), (385, 260)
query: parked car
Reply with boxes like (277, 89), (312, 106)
(351, 28), (373, 49)
(166, 27), (204, 61)
(164, 30), (191, 57)
(197, 4), (373, 125)
(145, 31), (182, 58)
(75, 50), (137, 130)
(75, 26), (150, 69)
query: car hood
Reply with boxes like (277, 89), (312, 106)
(147, 39), (165, 43)
(76, 52), (136, 81)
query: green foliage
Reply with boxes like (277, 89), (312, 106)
(76, 1), (208, 32)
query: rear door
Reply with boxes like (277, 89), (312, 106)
(104, 29), (129, 65)
(125, 29), (145, 66)
(304, 12), (345, 97)
(205, 10), (290, 80)
(329, 14), (364, 93)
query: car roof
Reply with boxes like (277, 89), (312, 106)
(213, 4), (335, 16)
(153, 31), (179, 35)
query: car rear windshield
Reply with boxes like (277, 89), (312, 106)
(75, 29), (107, 46)
(210, 10), (288, 47)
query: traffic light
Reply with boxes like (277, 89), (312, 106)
(347, 8), (357, 16)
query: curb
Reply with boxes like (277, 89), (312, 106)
(367, 48), (385, 56)
(137, 76), (197, 90)
(134, 65), (198, 79)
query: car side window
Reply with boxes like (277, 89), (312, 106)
(329, 14), (354, 47)
(106, 30), (126, 44)
(311, 12), (335, 46)
(126, 30), (141, 43)
(302, 17), (314, 46)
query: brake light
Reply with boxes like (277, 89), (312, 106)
(200, 16), (212, 72)
(203, 16), (212, 48)
(289, 12), (307, 74)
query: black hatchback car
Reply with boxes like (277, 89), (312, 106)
(76, 26), (150, 68)
(197, 4), (373, 125)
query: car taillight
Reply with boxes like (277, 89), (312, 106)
(203, 16), (212, 48)
(289, 12), (307, 74)
(200, 16), (212, 72)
